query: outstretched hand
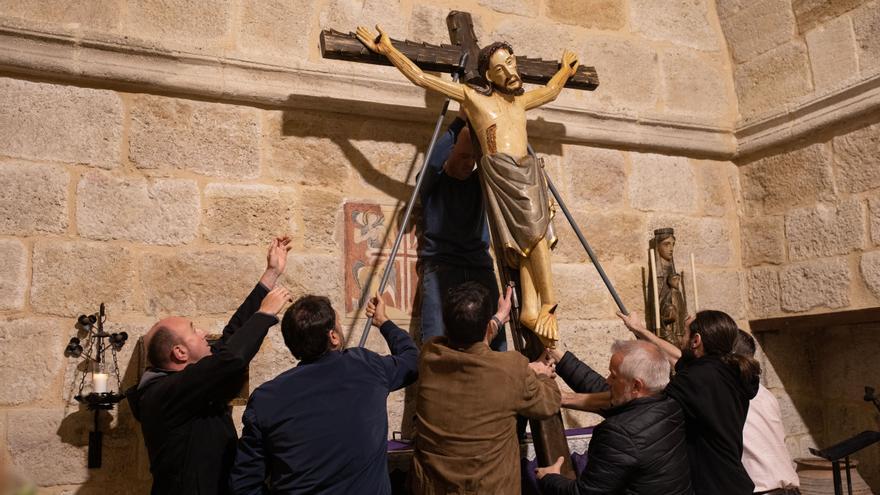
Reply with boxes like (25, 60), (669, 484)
(356, 25), (391, 54)
(528, 359), (556, 379)
(259, 286), (293, 316)
(616, 310), (649, 338)
(535, 456), (565, 480)
(267, 236), (292, 273)
(494, 285), (513, 326)
(543, 345), (565, 364)
(561, 49), (579, 76)
(365, 294), (388, 328)
(261, 236), (292, 289)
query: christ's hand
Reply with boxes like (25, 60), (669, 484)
(356, 25), (392, 55)
(561, 49), (579, 77)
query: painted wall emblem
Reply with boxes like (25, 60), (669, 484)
(344, 202), (420, 322)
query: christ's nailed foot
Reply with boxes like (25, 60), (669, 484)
(520, 312), (538, 331)
(538, 334), (557, 350)
(535, 304), (559, 343)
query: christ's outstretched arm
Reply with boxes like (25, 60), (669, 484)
(356, 25), (467, 102)
(522, 49), (579, 110)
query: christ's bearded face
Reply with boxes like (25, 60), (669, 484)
(486, 48), (523, 94)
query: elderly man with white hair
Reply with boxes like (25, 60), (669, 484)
(536, 340), (693, 494)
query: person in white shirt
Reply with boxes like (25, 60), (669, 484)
(735, 329), (801, 495)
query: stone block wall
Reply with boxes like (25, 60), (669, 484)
(719, 0), (880, 122)
(0, 0), (738, 130)
(0, 1), (742, 490)
(739, 118), (880, 320)
(739, 114), (880, 484)
(2, 0), (878, 492)
(0, 70), (745, 491)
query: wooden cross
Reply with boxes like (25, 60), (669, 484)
(321, 11), (596, 480)
(321, 11), (598, 91)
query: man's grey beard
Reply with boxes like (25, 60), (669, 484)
(611, 384), (635, 407)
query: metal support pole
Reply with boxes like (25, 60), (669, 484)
(358, 54), (467, 348)
(844, 456), (853, 495)
(832, 460), (843, 495)
(527, 145), (629, 315)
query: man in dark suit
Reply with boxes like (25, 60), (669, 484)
(229, 294), (419, 494)
(128, 236), (293, 495)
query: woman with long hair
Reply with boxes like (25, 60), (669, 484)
(618, 309), (761, 495)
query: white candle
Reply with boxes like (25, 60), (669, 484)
(690, 253), (699, 313)
(93, 373), (109, 394)
(649, 248), (661, 335)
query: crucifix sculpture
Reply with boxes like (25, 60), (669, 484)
(321, 10), (602, 479)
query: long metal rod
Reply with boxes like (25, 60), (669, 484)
(358, 55), (466, 348)
(527, 145), (629, 315)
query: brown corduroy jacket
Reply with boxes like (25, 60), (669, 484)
(411, 338), (561, 494)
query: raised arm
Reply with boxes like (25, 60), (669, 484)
(555, 351), (610, 394)
(562, 391), (611, 413)
(616, 311), (681, 366)
(160, 286), (291, 422)
(522, 49), (579, 110)
(259, 235), (292, 290)
(356, 25), (466, 102)
(420, 118), (466, 201)
(220, 236), (291, 343)
(366, 295), (419, 390)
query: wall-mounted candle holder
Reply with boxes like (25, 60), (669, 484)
(64, 303), (128, 468)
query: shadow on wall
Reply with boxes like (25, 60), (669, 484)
(276, 94), (563, 341)
(278, 94), (565, 202)
(274, 94), (565, 441)
(57, 342), (152, 494)
(757, 321), (880, 492)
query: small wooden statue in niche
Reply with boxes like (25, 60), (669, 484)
(645, 228), (689, 347)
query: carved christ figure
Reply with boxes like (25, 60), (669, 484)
(356, 25), (579, 345)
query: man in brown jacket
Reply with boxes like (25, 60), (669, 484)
(412, 281), (561, 494)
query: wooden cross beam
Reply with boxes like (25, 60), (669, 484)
(321, 11), (598, 91)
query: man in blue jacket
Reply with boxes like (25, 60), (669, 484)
(229, 294), (419, 494)
(419, 116), (505, 350)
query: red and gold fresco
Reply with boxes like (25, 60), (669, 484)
(344, 202), (420, 322)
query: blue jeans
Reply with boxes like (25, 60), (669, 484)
(419, 260), (507, 351)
